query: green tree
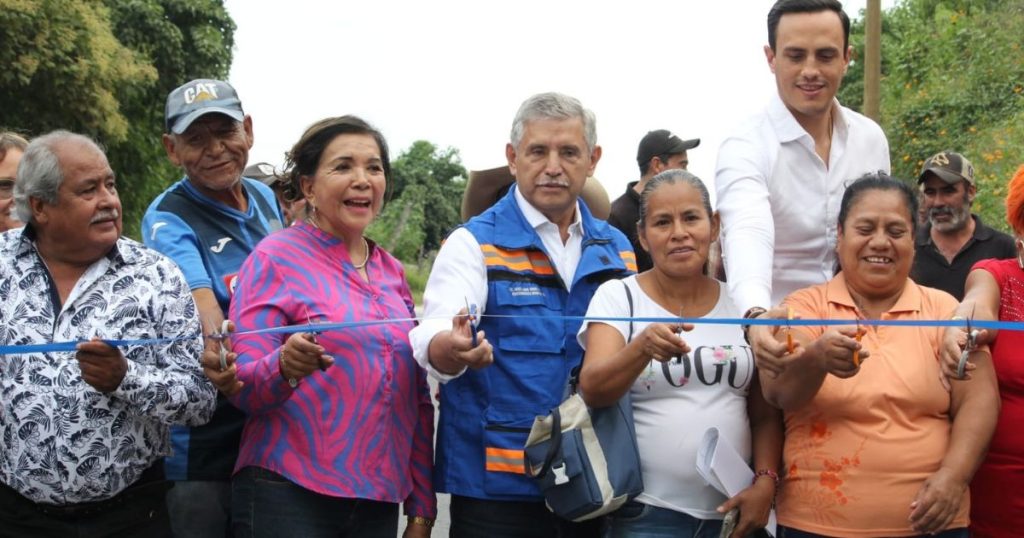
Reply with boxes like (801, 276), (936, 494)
(0, 0), (234, 239)
(367, 140), (467, 262)
(839, 0), (1024, 230)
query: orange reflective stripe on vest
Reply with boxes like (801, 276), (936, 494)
(485, 447), (525, 474)
(481, 245), (556, 276)
(620, 250), (638, 273)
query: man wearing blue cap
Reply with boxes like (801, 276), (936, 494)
(142, 78), (282, 537)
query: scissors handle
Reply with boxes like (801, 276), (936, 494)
(956, 329), (981, 379)
(469, 305), (479, 348)
(851, 324), (864, 367)
(217, 320), (230, 371)
(674, 308), (689, 363)
(786, 307), (794, 354)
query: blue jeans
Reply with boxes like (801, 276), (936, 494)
(606, 501), (722, 538)
(231, 466), (398, 538)
(781, 525), (969, 538)
(166, 480), (231, 538)
(449, 495), (603, 538)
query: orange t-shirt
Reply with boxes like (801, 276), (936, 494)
(778, 274), (968, 537)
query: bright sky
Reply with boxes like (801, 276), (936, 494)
(226, 0), (896, 205)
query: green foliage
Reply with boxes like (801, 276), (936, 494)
(402, 261), (432, 306)
(368, 140), (467, 262)
(839, 0), (1024, 231)
(369, 184), (427, 262)
(0, 0), (235, 239)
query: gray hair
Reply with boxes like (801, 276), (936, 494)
(14, 130), (103, 223)
(0, 132), (28, 161)
(638, 169), (713, 228)
(510, 92), (597, 152)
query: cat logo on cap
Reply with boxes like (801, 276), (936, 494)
(184, 82), (220, 104)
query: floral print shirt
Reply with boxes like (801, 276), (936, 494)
(0, 229), (215, 504)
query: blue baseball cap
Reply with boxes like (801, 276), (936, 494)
(165, 79), (245, 134)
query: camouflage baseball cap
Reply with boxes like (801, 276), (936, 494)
(918, 151), (975, 186)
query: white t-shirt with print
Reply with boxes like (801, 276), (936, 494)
(578, 275), (754, 519)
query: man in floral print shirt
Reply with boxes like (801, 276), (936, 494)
(0, 131), (216, 537)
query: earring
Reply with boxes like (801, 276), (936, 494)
(1016, 239), (1024, 270)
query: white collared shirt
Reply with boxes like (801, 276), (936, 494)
(714, 94), (891, 314)
(409, 187), (583, 381)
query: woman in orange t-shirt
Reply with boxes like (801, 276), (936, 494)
(760, 173), (1000, 538)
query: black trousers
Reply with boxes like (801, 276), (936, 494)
(450, 495), (603, 538)
(0, 463), (172, 538)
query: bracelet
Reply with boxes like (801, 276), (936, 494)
(754, 468), (780, 486)
(742, 307), (768, 345)
(278, 349), (299, 388)
(408, 515), (434, 528)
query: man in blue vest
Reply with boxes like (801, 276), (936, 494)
(410, 92), (636, 537)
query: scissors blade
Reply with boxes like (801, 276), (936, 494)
(217, 319), (230, 371)
(675, 306), (688, 363)
(303, 306), (329, 371)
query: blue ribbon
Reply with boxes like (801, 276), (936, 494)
(2, 314), (1019, 357)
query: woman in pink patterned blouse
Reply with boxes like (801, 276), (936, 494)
(223, 116), (435, 538)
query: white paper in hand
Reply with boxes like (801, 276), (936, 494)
(696, 427), (778, 537)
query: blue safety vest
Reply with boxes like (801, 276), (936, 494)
(434, 189), (636, 500)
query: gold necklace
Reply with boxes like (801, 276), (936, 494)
(307, 216), (370, 270)
(352, 237), (370, 270)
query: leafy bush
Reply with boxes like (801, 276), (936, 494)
(840, 0), (1024, 231)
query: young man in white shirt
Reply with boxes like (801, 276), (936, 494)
(714, 0), (891, 373)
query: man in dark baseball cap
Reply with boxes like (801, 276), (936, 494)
(912, 150), (1015, 299)
(607, 129), (700, 272)
(142, 79), (283, 537)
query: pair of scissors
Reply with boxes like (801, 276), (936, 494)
(786, 307), (795, 354)
(674, 307), (689, 363)
(957, 310), (980, 379)
(464, 298), (480, 348)
(206, 320), (232, 371)
(852, 319), (864, 367)
(303, 306), (329, 372)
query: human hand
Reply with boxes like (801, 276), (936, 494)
(445, 307), (494, 370)
(201, 321), (243, 396)
(938, 325), (985, 389)
(75, 338), (128, 393)
(749, 307), (795, 377)
(278, 332), (333, 383)
(635, 322), (692, 363)
(808, 325), (868, 378)
(716, 476), (774, 537)
(909, 466), (966, 534)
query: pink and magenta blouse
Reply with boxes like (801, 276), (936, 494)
(228, 222), (435, 518)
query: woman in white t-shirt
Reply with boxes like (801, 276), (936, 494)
(578, 169), (782, 538)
